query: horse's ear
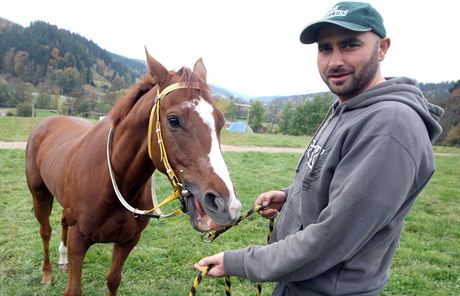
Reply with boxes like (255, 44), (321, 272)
(145, 47), (169, 85)
(193, 58), (207, 82)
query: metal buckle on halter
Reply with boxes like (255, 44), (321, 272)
(178, 170), (189, 214)
(201, 231), (214, 243)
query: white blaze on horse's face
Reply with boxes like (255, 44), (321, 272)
(183, 97), (241, 220)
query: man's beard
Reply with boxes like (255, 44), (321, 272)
(322, 45), (380, 98)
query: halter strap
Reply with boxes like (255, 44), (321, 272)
(148, 82), (206, 189)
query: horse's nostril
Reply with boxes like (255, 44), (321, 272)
(203, 191), (225, 212)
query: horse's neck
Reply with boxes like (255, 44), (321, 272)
(110, 100), (155, 198)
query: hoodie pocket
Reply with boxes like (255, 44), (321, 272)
(274, 198), (303, 241)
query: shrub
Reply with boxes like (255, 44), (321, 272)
(16, 102), (33, 117)
(445, 125), (460, 147)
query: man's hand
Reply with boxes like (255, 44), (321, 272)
(255, 190), (287, 219)
(194, 252), (225, 277)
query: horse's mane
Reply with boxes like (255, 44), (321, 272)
(110, 67), (209, 126)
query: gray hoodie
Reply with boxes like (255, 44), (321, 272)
(224, 77), (443, 295)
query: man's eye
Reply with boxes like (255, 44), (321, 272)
(344, 42), (360, 49)
(167, 116), (181, 128)
(318, 46), (331, 53)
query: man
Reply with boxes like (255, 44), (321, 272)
(195, 2), (444, 295)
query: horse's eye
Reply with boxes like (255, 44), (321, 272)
(167, 115), (181, 128)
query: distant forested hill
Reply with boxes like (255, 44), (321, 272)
(0, 17), (146, 96)
(0, 17), (458, 147)
(419, 81), (454, 102)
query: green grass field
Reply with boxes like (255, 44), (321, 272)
(0, 115), (459, 295)
(0, 114), (306, 147)
(0, 116), (48, 142)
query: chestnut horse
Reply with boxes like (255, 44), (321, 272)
(25, 50), (241, 295)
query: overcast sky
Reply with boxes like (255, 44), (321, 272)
(1, 0), (459, 96)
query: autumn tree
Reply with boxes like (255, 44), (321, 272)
(52, 67), (81, 95)
(61, 52), (76, 68)
(439, 80), (460, 146)
(445, 125), (460, 146)
(14, 50), (34, 82)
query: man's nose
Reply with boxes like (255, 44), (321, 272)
(328, 49), (345, 68)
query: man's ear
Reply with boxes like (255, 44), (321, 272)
(378, 37), (391, 62)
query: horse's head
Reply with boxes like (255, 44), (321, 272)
(145, 49), (241, 232)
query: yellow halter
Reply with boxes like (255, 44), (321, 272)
(107, 81), (208, 219)
(147, 82), (205, 188)
(145, 82), (207, 217)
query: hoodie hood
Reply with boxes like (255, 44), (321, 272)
(339, 77), (444, 142)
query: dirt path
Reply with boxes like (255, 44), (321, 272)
(220, 145), (304, 153)
(0, 141), (303, 153)
(0, 141), (457, 156)
(0, 141), (27, 149)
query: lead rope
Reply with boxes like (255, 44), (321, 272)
(189, 205), (274, 296)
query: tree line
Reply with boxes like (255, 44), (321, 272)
(216, 82), (459, 147)
(0, 18), (458, 146)
(216, 93), (333, 135)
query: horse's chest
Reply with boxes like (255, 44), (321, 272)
(82, 214), (147, 244)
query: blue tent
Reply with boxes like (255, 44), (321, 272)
(227, 121), (253, 133)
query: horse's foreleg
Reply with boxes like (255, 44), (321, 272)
(64, 225), (91, 296)
(58, 214), (69, 272)
(106, 234), (141, 296)
(32, 192), (54, 285)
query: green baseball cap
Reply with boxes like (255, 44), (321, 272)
(300, 2), (386, 44)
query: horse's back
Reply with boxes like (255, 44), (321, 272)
(30, 115), (91, 139)
(27, 116), (93, 159)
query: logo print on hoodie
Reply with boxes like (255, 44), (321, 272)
(305, 140), (324, 170)
(303, 140), (326, 191)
